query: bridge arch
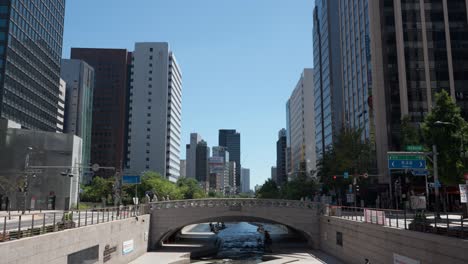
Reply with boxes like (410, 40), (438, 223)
(148, 199), (322, 250)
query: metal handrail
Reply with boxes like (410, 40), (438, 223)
(0, 204), (148, 242)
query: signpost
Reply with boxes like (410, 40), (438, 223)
(123, 175), (141, 184)
(411, 169), (429, 176)
(344, 172), (349, 179)
(460, 184), (467, 203)
(388, 155), (426, 169)
(123, 175), (141, 205)
(405, 145), (424, 152)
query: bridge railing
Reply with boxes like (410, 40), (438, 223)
(325, 205), (467, 239)
(149, 198), (322, 210)
(0, 204), (148, 243)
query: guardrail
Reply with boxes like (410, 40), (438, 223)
(0, 205), (148, 242)
(325, 205), (468, 239)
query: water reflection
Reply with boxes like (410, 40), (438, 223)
(191, 222), (287, 264)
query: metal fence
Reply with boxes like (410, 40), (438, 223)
(325, 205), (468, 239)
(0, 205), (148, 242)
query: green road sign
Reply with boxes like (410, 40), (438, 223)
(405, 145), (424, 152)
(388, 155), (425, 160)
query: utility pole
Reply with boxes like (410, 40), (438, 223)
(433, 144), (440, 218)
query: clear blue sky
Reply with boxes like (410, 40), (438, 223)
(63, 0), (313, 189)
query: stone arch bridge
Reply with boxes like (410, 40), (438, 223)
(148, 198), (323, 250)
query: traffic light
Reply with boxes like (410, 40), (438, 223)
(333, 175), (337, 180)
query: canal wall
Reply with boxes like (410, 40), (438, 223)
(320, 216), (468, 264)
(0, 215), (150, 264)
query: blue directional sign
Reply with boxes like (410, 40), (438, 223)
(388, 154), (426, 170)
(123, 175), (141, 184)
(388, 159), (426, 169)
(411, 169), (429, 176)
(344, 172), (349, 179)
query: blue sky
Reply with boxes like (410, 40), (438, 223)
(63, 0), (314, 189)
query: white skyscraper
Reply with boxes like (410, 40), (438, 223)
(286, 69), (316, 177)
(127, 42), (182, 182)
(186, 133), (202, 179)
(241, 168), (250, 193)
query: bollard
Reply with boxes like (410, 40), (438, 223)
(404, 209), (407, 230)
(31, 214), (35, 234)
(42, 213), (46, 233)
(446, 214), (450, 236)
(396, 211), (399, 228)
(85, 210), (88, 226)
(461, 215), (464, 239)
(18, 215), (22, 239)
(2, 216), (6, 241)
(78, 211), (81, 227)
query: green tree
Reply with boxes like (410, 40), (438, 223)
(421, 90), (467, 185)
(281, 161), (318, 200)
(400, 115), (421, 149)
(317, 128), (371, 186)
(176, 177), (205, 199)
(81, 176), (114, 203)
(255, 179), (280, 199)
(123, 171), (183, 203)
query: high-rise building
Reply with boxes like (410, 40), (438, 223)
(219, 129), (241, 191)
(196, 140), (209, 184)
(286, 69), (316, 177)
(57, 79), (66, 133)
(313, 0), (344, 159)
(186, 133), (202, 179)
(338, 0), (468, 184)
(212, 146), (230, 194)
(276, 128), (287, 186)
(0, 0), (66, 131)
(271, 166), (277, 183)
(60, 59), (94, 180)
(70, 48), (131, 177)
(126, 43), (182, 182)
(241, 168), (250, 193)
(208, 156), (227, 192)
(227, 161), (237, 194)
(180, 159), (186, 178)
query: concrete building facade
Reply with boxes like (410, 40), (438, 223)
(126, 43), (182, 181)
(241, 167), (250, 193)
(286, 69), (316, 177)
(179, 159), (186, 178)
(0, 0), (66, 131)
(71, 48), (132, 178)
(60, 59), (95, 182)
(185, 133), (202, 179)
(0, 123), (82, 211)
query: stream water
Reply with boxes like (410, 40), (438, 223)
(191, 222), (287, 264)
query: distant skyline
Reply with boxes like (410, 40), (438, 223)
(62, 0), (313, 189)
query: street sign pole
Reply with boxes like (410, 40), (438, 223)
(433, 145), (440, 218)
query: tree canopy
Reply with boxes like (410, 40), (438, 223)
(421, 90), (468, 184)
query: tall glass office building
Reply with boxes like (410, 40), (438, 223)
(0, 0), (66, 131)
(337, 0), (468, 183)
(313, 0), (343, 159)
